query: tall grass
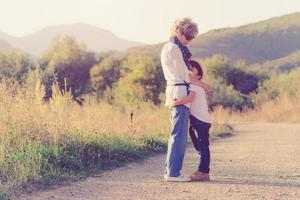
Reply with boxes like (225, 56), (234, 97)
(210, 106), (234, 137)
(0, 79), (170, 196)
(237, 92), (300, 123)
(0, 77), (232, 197)
(209, 87), (300, 124)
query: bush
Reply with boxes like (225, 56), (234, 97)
(253, 67), (300, 107)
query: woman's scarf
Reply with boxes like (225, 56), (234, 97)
(170, 36), (192, 70)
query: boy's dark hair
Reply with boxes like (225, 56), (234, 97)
(188, 60), (203, 79)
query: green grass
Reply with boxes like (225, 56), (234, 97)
(1, 134), (167, 198)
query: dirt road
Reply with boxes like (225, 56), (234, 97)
(21, 123), (300, 200)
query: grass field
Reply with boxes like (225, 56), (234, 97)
(0, 79), (231, 198)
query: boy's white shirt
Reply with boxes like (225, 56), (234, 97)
(189, 84), (212, 123)
(161, 42), (190, 108)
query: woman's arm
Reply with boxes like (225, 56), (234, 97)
(190, 75), (213, 95)
(171, 91), (196, 107)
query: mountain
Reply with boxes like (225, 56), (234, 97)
(128, 12), (300, 66)
(189, 12), (300, 64)
(1, 13), (300, 64)
(0, 23), (144, 56)
(0, 30), (14, 51)
(0, 39), (13, 52)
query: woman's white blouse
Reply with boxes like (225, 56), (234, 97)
(161, 42), (190, 108)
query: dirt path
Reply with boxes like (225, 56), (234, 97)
(20, 123), (300, 200)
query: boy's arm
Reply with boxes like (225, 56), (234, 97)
(171, 91), (196, 107)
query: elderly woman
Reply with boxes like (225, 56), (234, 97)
(161, 18), (212, 182)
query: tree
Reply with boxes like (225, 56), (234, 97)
(253, 68), (300, 106)
(0, 51), (34, 83)
(90, 56), (122, 101)
(41, 36), (96, 99)
(204, 56), (260, 95)
(226, 68), (259, 94)
(208, 77), (253, 110)
(204, 55), (231, 82)
(113, 53), (165, 107)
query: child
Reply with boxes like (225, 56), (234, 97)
(171, 58), (212, 181)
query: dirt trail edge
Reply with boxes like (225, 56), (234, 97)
(20, 123), (300, 200)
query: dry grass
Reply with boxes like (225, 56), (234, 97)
(209, 86), (300, 124)
(226, 92), (300, 123)
(0, 78), (231, 197)
(0, 79), (170, 196)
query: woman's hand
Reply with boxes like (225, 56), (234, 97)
(203, 84), (214, 96)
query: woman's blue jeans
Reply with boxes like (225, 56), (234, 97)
(165, 105), (189, 177)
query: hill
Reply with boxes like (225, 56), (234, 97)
(128, 12), (300, 66)
(0, 23), (144, 56)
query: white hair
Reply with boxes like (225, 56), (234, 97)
(171, 17), (198, 38)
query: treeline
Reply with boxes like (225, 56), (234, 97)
(0, 36), (165, 107)
(0, 36), (299, 110)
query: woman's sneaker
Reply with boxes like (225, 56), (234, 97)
(164, 174), (191, 182)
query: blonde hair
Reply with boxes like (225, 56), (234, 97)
(171, 17), (198, 38)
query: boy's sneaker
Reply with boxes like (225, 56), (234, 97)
(164, 174), (191, 182)
(190, 171), (210, 181)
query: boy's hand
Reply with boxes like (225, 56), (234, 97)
(170, 100), (177, 107)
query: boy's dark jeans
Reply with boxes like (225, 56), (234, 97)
(189, 115), (211, 173)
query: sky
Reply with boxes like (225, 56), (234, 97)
(0, 0), (299, 44)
